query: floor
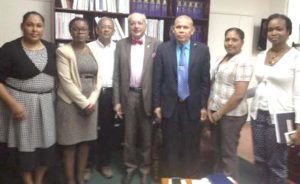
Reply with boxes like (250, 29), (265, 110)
(86, 122), (257, 184)
(237, 122), (254, 163)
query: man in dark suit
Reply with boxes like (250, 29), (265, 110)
(153, 15), (210, 178)
(113, 12), (161, 184)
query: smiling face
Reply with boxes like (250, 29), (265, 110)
(129, 13), (146, 39)
(21, 14), (44, 44)
(70, 20), (89, 43)
(173, 16), (195, 45)
(96, 18), (114, 42)
(267, 18), (289, 46)
(224, 30), (244, 56)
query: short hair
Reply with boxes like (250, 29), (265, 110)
(225, 27), (245, 40)
(68, 17), (89, 32)
(174, 15), (194, 26)
(96, 17), (114, 29)
(266, 13), (292, 35)
(128, 12), (147, 24)
(22, 11), (45, 24)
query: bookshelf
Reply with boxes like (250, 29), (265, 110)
(53, 0), (210, 45)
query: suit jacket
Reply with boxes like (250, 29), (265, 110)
(56, 44), (102, 109)
(113, 36), (161, 116)
(153, 39), (210, 120)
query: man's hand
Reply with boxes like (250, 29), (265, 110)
(114, 103), (123, 119)
(200, 108), (207, 122)
(154, 107), (162, 121)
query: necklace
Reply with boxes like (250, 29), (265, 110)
(267, 46), (289, 66)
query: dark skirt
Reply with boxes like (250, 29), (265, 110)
(4, 144), (58, 172)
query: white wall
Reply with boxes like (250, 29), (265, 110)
(208, 0), (288, 62)
(0, 0), (52, 46)
(287, 0), (300, 45)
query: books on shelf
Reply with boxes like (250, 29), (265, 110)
(130, 0), (166, 17)
(60, 0), (129, 13)
(55, 12), (83, 39)
(175, 0), (204, 19)
(146, 19), (164, 41)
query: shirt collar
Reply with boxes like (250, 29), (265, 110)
(96, 39), (113, 48)
(176, 40), (191, 50)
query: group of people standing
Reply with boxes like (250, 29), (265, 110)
(0, 10), (299, 184)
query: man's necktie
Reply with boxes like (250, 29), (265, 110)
(177, 45), (190, 101)
(131, 39), (143, 45)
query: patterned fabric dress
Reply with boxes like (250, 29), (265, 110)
(0, 47), (56, 171)
(56, 51), (98, 145)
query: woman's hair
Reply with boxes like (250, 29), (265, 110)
(68, 17), (89, 32)
(266, 13), (292, 35)
(225, 27), (245, 40)
(22, 11), (45, 24)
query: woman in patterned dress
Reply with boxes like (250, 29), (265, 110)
(56, 17), (101, 184)
(0, 11), (57, 184)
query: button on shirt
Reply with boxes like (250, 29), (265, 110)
(130, 36), (145, 87)
(88, 39), (116, 87)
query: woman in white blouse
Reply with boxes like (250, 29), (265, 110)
(249, 13), (300, 184)
(208, 27), (253, 182)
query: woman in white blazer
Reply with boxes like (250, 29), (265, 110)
(56, 17), (101, 184)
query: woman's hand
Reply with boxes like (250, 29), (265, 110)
(84, 103), (96, 115)
(208, 110), (213, 123)
(209, 111), (222, 124)
(10, 102), (27, 121)
(212, 111), (222, 122)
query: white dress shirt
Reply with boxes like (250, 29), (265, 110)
(130, 35), (145, 87)
(88, 39), (116, 87)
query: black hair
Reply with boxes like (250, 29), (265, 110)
(68, 17), (89, 32)
(266, 13), (292, 35)
(22, 11), (45, 24)
(225, 27), (245, 40)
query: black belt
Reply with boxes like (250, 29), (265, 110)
(129, 87), (142, 93)
(80, 74), (95, 79)
(5, 83), (53, 94)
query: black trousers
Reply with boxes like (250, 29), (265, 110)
(161, 100), (201, 178)
(96, 88), (115, 166)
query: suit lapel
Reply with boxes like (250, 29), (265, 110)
(189, 42), (198, 74)
(124, 38), (131, 80)
(170, 40), (177, 74)
(141, 36), (153, 85)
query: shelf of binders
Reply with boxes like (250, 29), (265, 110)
(54, 0), (210, 44)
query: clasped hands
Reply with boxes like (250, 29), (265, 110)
(208, 110), (222, 124)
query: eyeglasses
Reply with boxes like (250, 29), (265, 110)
(99, 25), (114, 30)
(71, 28), (89, 33)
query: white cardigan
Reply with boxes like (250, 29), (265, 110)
(56, 44), (102, 109)
(250, 48), (300, 124)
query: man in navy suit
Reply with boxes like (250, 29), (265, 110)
(153, 15), (210, 178)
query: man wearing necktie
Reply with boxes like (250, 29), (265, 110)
(113, 12), (161, 184)
(153, 15), (211, 178)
